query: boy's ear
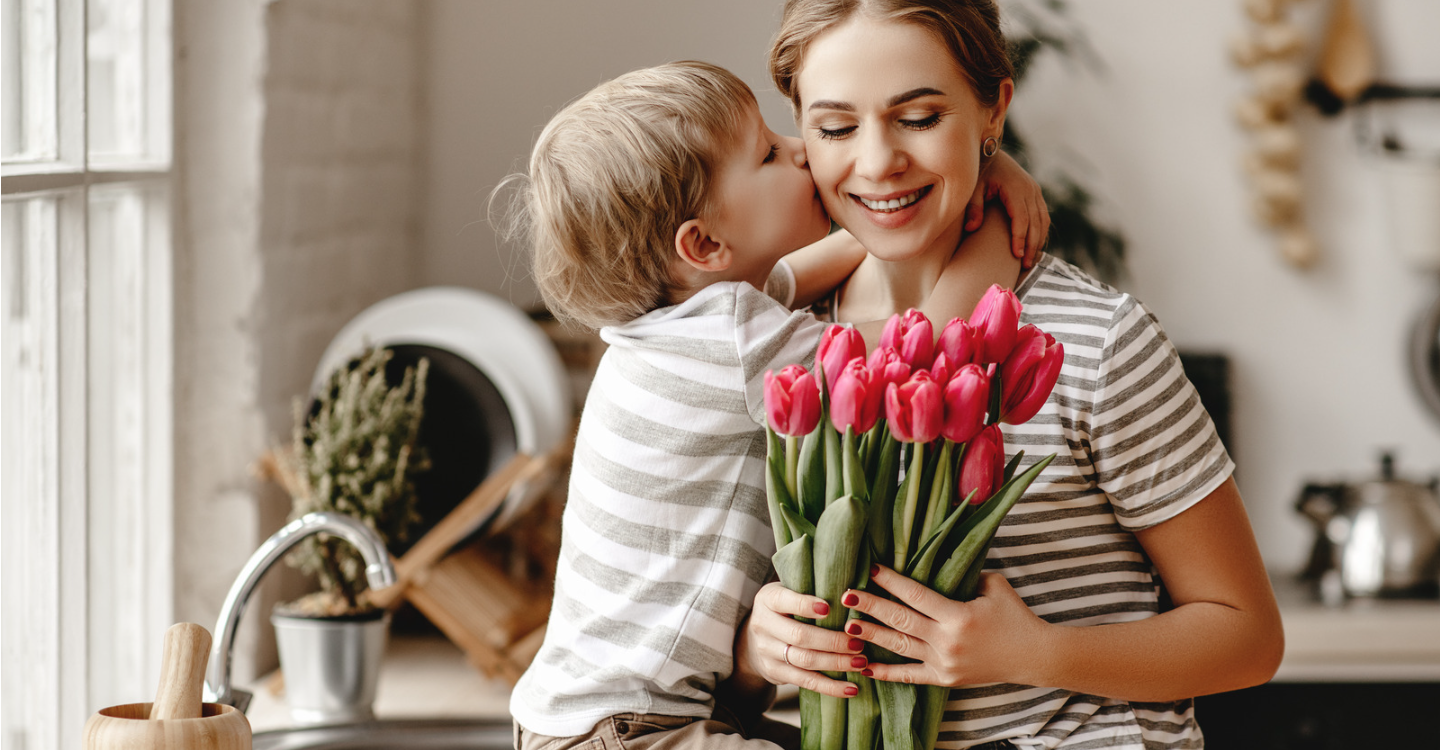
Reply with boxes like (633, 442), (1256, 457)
(674, 218), (733, 273)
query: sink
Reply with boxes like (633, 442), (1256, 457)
(252, 718), (513, 750)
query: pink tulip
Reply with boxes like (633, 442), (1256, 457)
(817, 325), (866, 393)
(830, 359), (883, 435)
(764, 365), (822, 436)
(937, 318), (981, 368)
(886, 371), (943, 444)
(970, 284), (1022, 364)
(999, 325), (1065, 426)
(929, 352), (953, 386)
(957, 424), (1006, 505)
(880, 309), (935, 370)
(867, 346), (912, 392)
(940, 363), (990, 445)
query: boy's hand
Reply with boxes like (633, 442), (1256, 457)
(965, 150), (1049, 268)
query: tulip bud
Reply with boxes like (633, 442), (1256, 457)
(886, 371), (943, 444)
(970, 285), (1022, 364)
(957, 424), (1006, 505)
(764, 365), (822, 436)
(830, 359), (883, 435)
(940, 363), (989, 445)
(867, 346), (912, 392)
(880, 308), (935, 370)
(999, 325), (1065, 426)
(937, 318), (981, 368)
(929, 352), (953, 386)
(817, 325), (866, 393)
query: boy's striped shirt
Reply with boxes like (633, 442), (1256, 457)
(510, 280), (824, 738)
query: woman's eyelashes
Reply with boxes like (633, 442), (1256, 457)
(810, 113), (945, 141)
(763, 144), (779, 164)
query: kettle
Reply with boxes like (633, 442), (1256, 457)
(1296, 452), (1440, 598)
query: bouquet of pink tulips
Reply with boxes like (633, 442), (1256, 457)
(762, 286), (1064, 750)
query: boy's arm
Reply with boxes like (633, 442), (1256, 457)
(783, 229), (867, 309)
(917, 201), (1023, 325)
(966, 150), (1050, 266)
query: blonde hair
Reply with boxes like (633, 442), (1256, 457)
(499, 61), (757, 330)
(770, 0), (1012, 112)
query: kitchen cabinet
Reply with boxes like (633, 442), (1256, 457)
(1195, 575), (1440, 748)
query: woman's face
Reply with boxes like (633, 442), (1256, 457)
(796, 15), (1009, 265)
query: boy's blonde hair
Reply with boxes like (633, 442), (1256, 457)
(507, 61), (757, 330)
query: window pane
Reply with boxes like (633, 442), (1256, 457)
(1, 197), (62, 750)
(2, 0), (58, 162)
(87, 0), (146, 160)
(86, 183), (166, 709)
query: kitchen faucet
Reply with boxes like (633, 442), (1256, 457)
(203, 512), (397, 713)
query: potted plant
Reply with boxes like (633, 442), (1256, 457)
(272, 346), (429, 725)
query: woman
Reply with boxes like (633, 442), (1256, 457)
(728, 2), (1284, 748)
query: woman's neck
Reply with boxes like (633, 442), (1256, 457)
(836, 239), (955, 324)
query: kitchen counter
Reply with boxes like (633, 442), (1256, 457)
(244, 634), (513, 733)
(245, 579), (1440, 731)
(1270, 572), (1440, 682)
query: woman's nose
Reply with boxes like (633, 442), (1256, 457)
(854, 128), (905, 182)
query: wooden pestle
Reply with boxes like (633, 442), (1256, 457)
(84, 622), (251, 750)
(151, 622), (211, 720)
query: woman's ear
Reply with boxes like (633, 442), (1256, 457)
(675, 218), (733, 273)
(985, 78), (1016, 139)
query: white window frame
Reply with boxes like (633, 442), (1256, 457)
(3, 1), (172, 748)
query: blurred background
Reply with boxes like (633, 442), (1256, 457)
(4, 1), (1438, 748)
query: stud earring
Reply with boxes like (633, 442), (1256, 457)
(982, 136), (999, 158)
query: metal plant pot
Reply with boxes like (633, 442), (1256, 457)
(272, 610), (390, 726)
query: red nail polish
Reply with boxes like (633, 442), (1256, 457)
(851, 656), (868, 668)
(869, 564), (879, 577)
(844, 685), (858, 697)
(841, 592), (859, 607)
(813, 601), (830, 616)
(846, 622), (862, 636)
(847, 637), (863, 651)
(862, 668), (873, 677)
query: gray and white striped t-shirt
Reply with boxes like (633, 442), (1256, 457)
(938, 254), (1233, 749)
(510, 280), (826, 738)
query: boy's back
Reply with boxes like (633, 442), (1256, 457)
(510, 281), (825, 737)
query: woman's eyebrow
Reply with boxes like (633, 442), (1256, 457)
(887, 87), (944, 107)
(807, 87), (946, 113)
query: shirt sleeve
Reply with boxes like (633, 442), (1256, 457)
(1088, 296), (1235, 530)
(763, 259), (797, 308)
(732, 283), (826, 427)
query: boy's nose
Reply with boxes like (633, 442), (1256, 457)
(785, 135), (808, 168)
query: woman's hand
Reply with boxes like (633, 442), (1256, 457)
(735, 582), (871, 698)
(966, 150), (1049, 268)
(840, 565), (1051, 688)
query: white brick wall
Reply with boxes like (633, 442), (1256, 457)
(175, 0), (424, 682)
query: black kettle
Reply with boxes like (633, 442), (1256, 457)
(1296, 453), (1440, 598)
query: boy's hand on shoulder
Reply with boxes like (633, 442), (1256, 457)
(966, 150), (1049, 268)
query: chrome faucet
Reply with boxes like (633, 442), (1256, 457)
(203, 512), (397, 712)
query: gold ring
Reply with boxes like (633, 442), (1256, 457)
(783, 644), (793, 667)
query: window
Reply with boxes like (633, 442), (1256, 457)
(2, 1), (171, 747)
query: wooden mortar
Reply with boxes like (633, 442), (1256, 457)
(84, 623), (252, 750)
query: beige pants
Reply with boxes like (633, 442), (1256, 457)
(513, 704), (800, 750)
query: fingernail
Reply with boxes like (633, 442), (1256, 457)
(841, 592), (859, 607)
(847, 622), (862, 636)
(844, 685), (859, 697)
(851, 656), (868, 668)
(869, 564), (879, 577)
(813, 601), (830, 616)
(862, 668), (873, 677)
(847, 637), (863, 651)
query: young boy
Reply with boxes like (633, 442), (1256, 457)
(507, 61), (1041, 750)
